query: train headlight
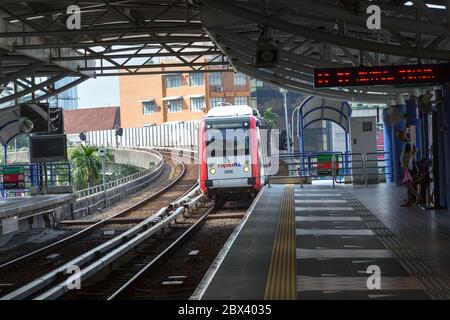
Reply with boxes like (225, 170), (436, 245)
(209, 168), (216, 175)
(243, 166), (250, 173)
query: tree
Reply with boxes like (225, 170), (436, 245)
(263, 107), (278, 129)
(69, 144), (101, 190)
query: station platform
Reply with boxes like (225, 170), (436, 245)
(0, 194), (75, 220)
(195, 184), (450, 300)
(0, 194), (76, 244)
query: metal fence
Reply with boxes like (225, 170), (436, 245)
(0, 162), (72, 197)
(84, 121), (199, 149)
(274, 151), (392, 185)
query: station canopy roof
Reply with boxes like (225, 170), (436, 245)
(299, 97), (352, 132)
(0, 105), (19, 145)
(0, 0), (448, 110)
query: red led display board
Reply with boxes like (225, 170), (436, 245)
(314, 63), (450, 88)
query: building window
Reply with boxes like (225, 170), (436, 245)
(209, 72), (222, 86)
(234, 96), (248, 105)
(190, 97), (205, 111)
(234, 73), (247, 86)
(210, 97), (224, 109)
(165, 74), (181, 88)
(142, 100), (156, 114)
(189, 73), (204, 86)
(167, 99), (182, 112)
(363, 122), (373, 132)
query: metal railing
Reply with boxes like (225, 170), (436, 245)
(364, 151), (392, 185)
(0, 162), (72, 197)
(272, 150), (392, 186)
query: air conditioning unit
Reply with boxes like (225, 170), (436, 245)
(213, 86), (223, 92)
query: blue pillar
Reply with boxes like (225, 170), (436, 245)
(344, 131), (349, 176)
(3, 144), (7, 165)
(405, 98), (422, 160)
(382, 112), (393, 183)
(299, 111), (306, 175)
(383, 105), (406, 185)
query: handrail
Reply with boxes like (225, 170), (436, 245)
(272, 150), (391, 185)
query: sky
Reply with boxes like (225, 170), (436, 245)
(77, 76), (120, 108)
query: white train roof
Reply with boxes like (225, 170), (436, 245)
(205, 104), (259, 118)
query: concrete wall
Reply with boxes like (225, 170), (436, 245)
(67, 148), (164, 219)
(111, 148), (158, 169)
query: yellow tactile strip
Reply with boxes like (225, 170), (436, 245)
(264, 185), (296, 300)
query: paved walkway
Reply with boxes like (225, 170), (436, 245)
(343, 184), (450, 285)
(199, 183), (450, 300)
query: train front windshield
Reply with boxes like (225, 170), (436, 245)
(205, 127), (250, 158)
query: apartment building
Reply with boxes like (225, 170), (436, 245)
(119, 67), (251, 127)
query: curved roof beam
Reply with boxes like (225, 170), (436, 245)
(304, 118), (348, 132)
(200, 0), (450, 60)
(279, 0), (450, 37)
(212, 30), (416, 97)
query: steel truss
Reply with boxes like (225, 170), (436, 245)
(199, 0), (450, 102)
(0, 0), (230, 105)
(0, 0), (449, 103)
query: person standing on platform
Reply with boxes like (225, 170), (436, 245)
(397, 130), (418, 207)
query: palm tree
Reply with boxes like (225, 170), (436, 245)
(263, 107), (279, 129)
(69, 144), (101, 190)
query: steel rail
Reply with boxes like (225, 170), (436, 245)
(1, 181), (202, 300)
(0, 150), (190, 271)
(107, 206), (213, 300)
(35, 207), (195, 300)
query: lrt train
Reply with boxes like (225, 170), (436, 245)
(198, 104), (271, 201)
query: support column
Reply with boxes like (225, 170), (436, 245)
(405, 97), (422, 160)
(441, 86), (450, 208)
(383, 103), (406, 185)
(299, 111), (305, 176)
(382, 110), (393, 183)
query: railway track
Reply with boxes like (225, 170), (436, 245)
(0, 149), (198, 299)
(60, 198), (215, 300)
(0, 188), (206, 300)
(104, 202), (249, 300)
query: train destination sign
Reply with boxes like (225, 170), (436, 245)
(314, 63), (450, 88)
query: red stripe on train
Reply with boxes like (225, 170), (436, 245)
(249, 116), (261, 190)
(198, 120), (208, 193)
